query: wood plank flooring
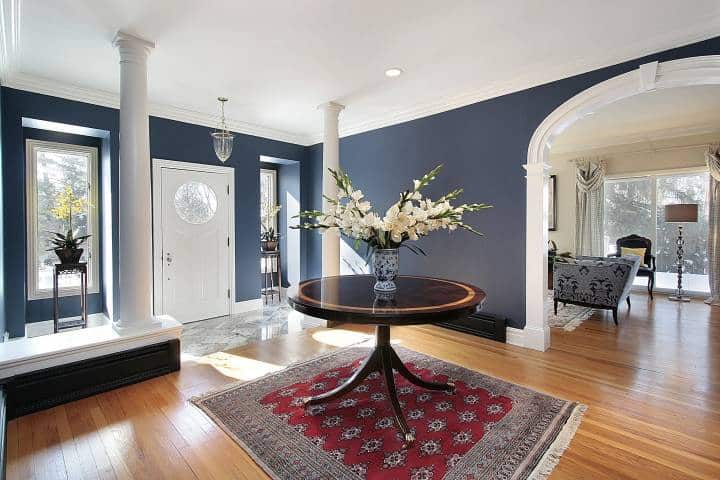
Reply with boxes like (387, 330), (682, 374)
(6, 293), (720, 479)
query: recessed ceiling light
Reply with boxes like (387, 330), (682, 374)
(385, 67), (403, 78)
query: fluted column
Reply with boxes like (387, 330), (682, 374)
(112, 31), (159, 331)
(319, 102), (345, 278)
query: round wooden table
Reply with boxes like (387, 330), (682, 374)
(288, 275), (486, 447)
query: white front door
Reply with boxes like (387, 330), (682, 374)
(159, 166), (231, 323)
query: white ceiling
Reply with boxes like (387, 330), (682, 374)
(551, 85), (720, 153)
(3, 0), (720, 145)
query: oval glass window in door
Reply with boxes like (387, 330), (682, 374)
(173, 181), (218, 224)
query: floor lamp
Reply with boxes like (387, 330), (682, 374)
(664, 203), (698, 302)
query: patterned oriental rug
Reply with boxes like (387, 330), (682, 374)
(192, 346), (586, 480)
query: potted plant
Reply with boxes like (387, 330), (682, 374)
(47, 186), (91, 264)
(261, 203), (282, 252)
(261, 226), (280, 252)
(294, 165), (492, 293)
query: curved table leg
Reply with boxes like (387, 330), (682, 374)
(390, 349), (455, 392)
(303, 349), (379, 406)
(379, 345), (414, 448)
(302, 324), (451, 448)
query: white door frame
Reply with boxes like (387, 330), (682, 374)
(151, 158), (236, 318)
(522, 55), (720, 351)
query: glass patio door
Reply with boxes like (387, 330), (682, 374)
(603, 170), (709, 293)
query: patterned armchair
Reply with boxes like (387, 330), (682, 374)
(553, 256), (641, 325)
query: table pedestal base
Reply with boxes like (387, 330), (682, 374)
(303, 325), (454, 447)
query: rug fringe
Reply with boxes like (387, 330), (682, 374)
(528, 404), (587, 480)
(561, 315), (590, 332)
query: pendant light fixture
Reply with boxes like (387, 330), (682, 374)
(211, 97), (234, 162)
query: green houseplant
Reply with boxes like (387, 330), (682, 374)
(47, 186), (91, 264)
(261, 203), (282, 252)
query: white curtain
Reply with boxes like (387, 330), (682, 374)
(574, 158), (606, 257)
(706, 144), (720, 306)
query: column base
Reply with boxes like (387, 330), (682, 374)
(522, 325), (551, 351)
(112, 316), (163, 334)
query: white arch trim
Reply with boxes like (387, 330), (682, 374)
(520, 55), (720, 351)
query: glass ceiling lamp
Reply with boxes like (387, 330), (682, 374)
(211, 97), (234, 162)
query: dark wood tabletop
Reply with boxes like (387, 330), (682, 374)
(288, 275), (485, 325)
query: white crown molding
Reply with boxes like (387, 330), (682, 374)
(0, 0), (21, 82)
(2, 72), (315, 146)
(3, 12), (720, 147)
(304, 17), (720, 144)
(551, 122), (720, 155)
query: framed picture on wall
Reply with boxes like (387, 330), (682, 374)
(548, 175), (557, 231)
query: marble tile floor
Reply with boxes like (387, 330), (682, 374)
(180, 303), (325, 357)
(23, 302), (323, 358)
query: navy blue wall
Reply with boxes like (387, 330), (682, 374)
(308, 36), (720, 329)
(1, 87), (308, 337)
(23, 128), (105, 322)
(1, 88), (120, 337)
(148, 118), (306, 301)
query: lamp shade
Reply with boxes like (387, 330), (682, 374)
(664, 203), (698, 223)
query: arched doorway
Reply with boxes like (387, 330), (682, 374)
(523, 55), (720, 351)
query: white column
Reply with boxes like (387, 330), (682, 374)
(112, 31), (159, 331)
(523, 162), (552, 351)
(319, 102), (345, 277)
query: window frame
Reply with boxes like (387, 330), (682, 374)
(260, 168), (278, 232)
(26, 139), (100, 300)
(603, 166), (708, 265)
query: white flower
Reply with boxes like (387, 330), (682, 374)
(351, 190), (364, 201)
(410, 191), (422, 200)
(413, 179), (421, 190)
(363, 212), (383, 230)
(357, 201), (372, 213)
(407, 227), (419, 241)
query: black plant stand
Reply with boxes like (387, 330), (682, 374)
(53, 262), (88, 333)
(260, 250), (282, 304)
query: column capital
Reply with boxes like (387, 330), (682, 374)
(318, 101), (345, 115)
(113, 31), (155, 63)
(522, 162), (552, 177)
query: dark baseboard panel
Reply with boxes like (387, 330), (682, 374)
(4, 339), (180, 420)
(440, 311), (507, 343)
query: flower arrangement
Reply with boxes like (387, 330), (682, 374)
(295, 164), (491, 255)
(294, 164), (491, 292)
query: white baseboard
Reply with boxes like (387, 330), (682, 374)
(233, 299), (263, 315)
(233, 288), (289, 315)
(506, 327), (525, 347)
(505, 325), (550, 351)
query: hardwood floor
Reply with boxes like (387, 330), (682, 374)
(7, 293), (720, 479)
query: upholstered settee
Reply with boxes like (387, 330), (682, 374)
(553, 256), (641, 325)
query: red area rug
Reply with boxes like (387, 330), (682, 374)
(192, 346), (585, 479)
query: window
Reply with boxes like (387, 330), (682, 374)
(26, 139), (99, 299)
(603, 170), (709, 292)
(260, 168), (277, 232)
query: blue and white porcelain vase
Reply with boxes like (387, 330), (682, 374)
(372, 248), (399, 293)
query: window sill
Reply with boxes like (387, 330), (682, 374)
(28, 287), (100, 301)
